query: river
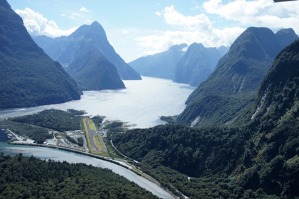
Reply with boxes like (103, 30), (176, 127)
(0, 77), (194, 128)
(0, 142), (174, 199)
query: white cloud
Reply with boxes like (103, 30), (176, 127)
(136, 27), (244, 56)
(60, 7), (91, 22)
(133, 1), (299, 59)
(79, 7), (91, 13)
(155, 11), (161, 16)
(69, 12), (81, 21)
(203, 0), (299, 32)
(163, 5), (213, 30)
(135, 5), (244, 56)
(16, 8), (77, 37)
(122, 30), (129, 35)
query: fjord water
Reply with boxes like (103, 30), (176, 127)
(0, 77), (194, 128)
(0, 77), (192, 198)
(0, 143), (174, 199)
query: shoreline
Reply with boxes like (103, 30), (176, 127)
(6, 141), (177, 199)
(8, 141), (132, 171)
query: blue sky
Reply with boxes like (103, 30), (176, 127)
(7, 0), (299, 62)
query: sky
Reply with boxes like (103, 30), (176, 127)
(7, 0), (299, 62)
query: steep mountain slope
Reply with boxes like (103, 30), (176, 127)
(251, 38), (299, 125)
(32, 35), (67, 60)
(129, 44), (187, 79)
(113, 39), (299, 198)
(239, 38), (299, 197)
(67, 41), (125, 90)
(33, 22), (141, 81)
(174, 43), (228, 86)
(0, 0), (82, 109)
(276, 28), (298, 49)
(177, 27), (298, 127)
(33, 23), (126, 90)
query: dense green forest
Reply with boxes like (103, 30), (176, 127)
(113, 39), (299, 198)
(113, 119), (299, 198)
(0, 154), (157, 199)
(11, 109), (83, 132)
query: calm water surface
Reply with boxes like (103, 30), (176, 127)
(0, 77), (194, 128)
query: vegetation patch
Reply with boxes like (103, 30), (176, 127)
(88, 119), (96, 131)
(93, 135), (108, 156)
(11, 109), (83, 131)
(0, 154), (157, 199)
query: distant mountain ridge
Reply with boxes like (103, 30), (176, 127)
(130, 43), (227, 86)
(70, 22), (141, 80)
(129, 44), (187, 79)
(0, 0), (82, 109)
(177, 27), (298, 127)
(34, 22), (141, 80)
(33, 22), (136, 90)
(174, 43), (228, 86)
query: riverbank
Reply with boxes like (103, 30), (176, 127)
(0, 141), (174, 199)
(6, 141), (177, 199)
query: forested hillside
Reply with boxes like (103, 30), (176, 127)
(0, 0), (82, 109)
(177, 27), (298, 128)
(113, 39), (299, 198)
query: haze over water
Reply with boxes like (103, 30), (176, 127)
(0, 77), (194, 128)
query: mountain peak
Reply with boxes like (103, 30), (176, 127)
(35, 20), (141, 80)
(189, 42), (205, 49)
(229, 27), (279, 60)
(246, 26), (272, 33)
(275, 28), (298, 49)
(168, 43), (188, 52)
(69, 21), (107, 41)
(90, 21), (104, 32)
(90, 21), (101, 27)
(276, 28), (296, 36)
(86, 21), (107, 40)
